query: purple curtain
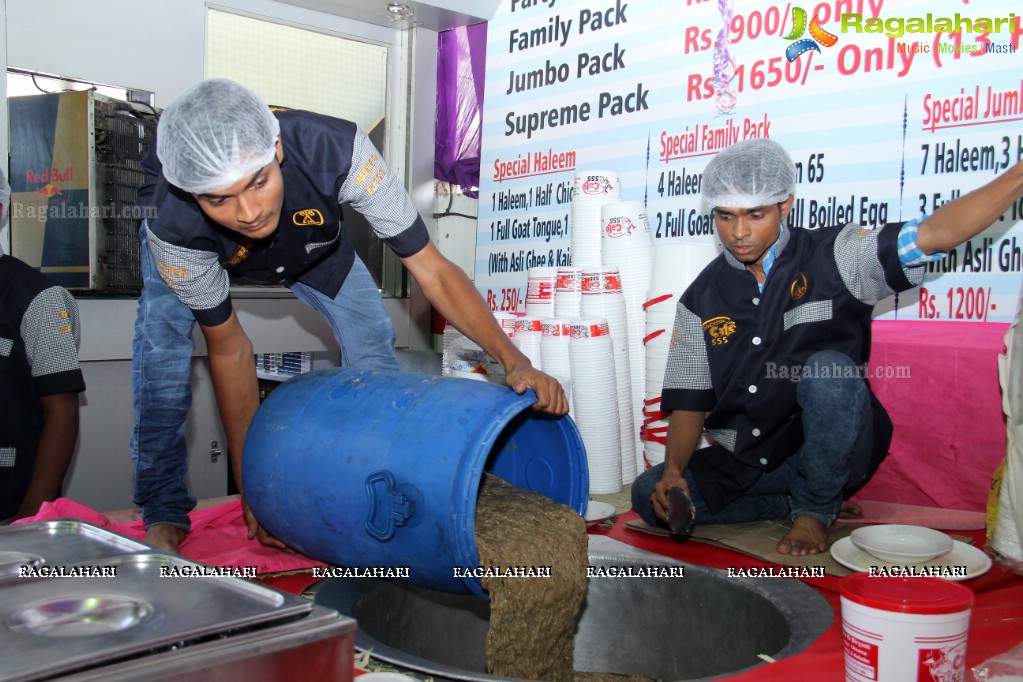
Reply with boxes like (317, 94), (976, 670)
(435, 22), (487, 198)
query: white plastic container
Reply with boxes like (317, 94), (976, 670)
(525, 266), (557, 318)
(840, 574), (973, 682)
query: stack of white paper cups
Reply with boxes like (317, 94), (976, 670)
(540, 318), (573, 411)
(571, 169), (622, 270)
(570, 317), (622, 494)
(651, 242), (722, 294)
(493, 312), (519, 338)
(580, 267), (636, 484)
(601, 200), (654, 473)
(513, 317), (544, 371)
(642, 243), (721, 466)
(642, 292), (677, 466)
(554, 266), (583, 319)
(525, 266), (557, 319)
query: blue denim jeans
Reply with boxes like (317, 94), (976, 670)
(632, 350), (874, 529)
(287, 277), (399, 371)
(131, 228), (398, 530)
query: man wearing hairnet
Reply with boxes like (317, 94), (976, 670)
(632, 138), (1023, 555)
(133, 79), (567, 552)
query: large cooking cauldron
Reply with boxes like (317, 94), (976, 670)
(315, 549), (833, 681)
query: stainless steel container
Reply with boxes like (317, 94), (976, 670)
(0, 520), (149, 581)
(52, 604), (355, 682)
(0, 522), (355, 682)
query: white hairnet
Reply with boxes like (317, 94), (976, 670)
(157, 79), (281, 194)
(701, 138), (796, 209)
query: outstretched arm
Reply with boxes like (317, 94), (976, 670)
(401, 241), (569, 415)
(917, 159), (1023, 254)
(200, 311), (288, 550)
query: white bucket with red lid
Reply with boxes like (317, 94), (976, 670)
(840, 574), (973, 682)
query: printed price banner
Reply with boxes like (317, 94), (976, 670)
(476, 0), (1023, 321)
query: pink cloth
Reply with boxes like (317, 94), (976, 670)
(857, 320), (1009, 512)
(15, 498), (326, 574)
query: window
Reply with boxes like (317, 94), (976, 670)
(206, 9), (387, 129)
(205, 8), (396, 292)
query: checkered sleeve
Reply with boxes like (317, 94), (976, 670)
(21, 286), (85, 397)
(338, 128), (430, 258)
(897, 215), (946, 267)
(145, 222), (233, 326)
(835, 223), (928, 305)
(661, 299), (716, 412)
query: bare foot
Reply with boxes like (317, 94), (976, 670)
(838, 500), (863, 519)
(776, 515), (829, 556)
(145, 524), (187, 554)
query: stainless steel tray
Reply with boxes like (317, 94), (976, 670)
(0, 552), (314, 682)
(55, 605), (356, 682)
(0, 520), (150, 580)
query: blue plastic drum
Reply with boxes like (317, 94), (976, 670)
(243, 368), (588, 598)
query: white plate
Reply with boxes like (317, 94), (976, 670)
(850, 524), (954, 563)
(830, 537), (992, 581)
(584, 501), (616, 527)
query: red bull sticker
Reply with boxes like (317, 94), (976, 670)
(36, 183), (63, 197)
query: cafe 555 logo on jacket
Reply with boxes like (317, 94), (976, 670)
(702, 316), (737, 346)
